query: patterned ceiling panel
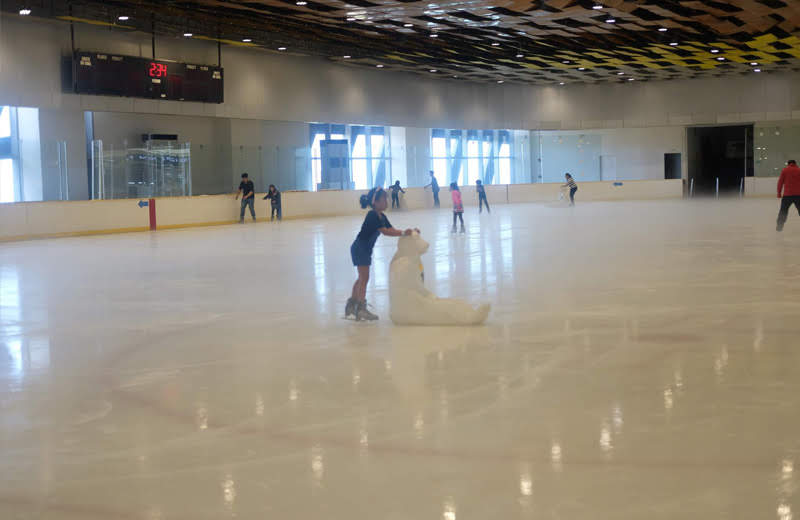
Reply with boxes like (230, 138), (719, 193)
(4, 0), (800, 84)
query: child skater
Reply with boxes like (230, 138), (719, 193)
(476, 179), (490, 213)
(450, 182), (465, 233)
(563, 173), (578, 206)
(263, 184), (282, 221)
(389, 180), (405, 210)
(346, 187), (416, 321)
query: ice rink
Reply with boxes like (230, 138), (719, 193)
(2, 198), (800, 519)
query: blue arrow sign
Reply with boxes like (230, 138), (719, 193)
(138, 200), (149, 208)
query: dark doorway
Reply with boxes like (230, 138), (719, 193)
(664, 153), (681, 180)
(687, 125), (754, 196)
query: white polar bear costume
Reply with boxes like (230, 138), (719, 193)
(389, 232), (490, 326)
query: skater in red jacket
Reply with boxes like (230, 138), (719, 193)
(777, 160), (800, 232)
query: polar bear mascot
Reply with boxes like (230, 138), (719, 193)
(389, 232), (490, 326)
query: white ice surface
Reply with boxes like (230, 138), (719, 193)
(1, 199), (800, 519)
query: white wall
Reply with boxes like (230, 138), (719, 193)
(4, 15), (800, 131)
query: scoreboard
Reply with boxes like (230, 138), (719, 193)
(73, 51), (224, 103)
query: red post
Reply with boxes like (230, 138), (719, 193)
(148, 198), (156, 230)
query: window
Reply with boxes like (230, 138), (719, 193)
(498, 130), (511, 185)
(0, 107), (14, 202)
(431, 129), (447, 187)
(351, 127), (367, 190)
(431, 128), (513, 186)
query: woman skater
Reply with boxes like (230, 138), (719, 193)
(450, 182), (465, 233)
(346, 188), (416, 321)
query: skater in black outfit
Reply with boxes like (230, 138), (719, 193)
(389, 180), (405, 210)
(263, 184), (282, 221)
(235, 173), (256, 223)
(476, 180), (490, 213)
(563, 173), (578, 206)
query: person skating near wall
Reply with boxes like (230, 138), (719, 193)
(235, 173), (256, 223)
(777, 159), (800, 232)
(450, 182), (465, 233)
(476, 179), (490, 213)
(563, 173), (578, 206)
(389, 180), (405, 210)
(263, 184), (282, 221)
(425, 171), (441, 208)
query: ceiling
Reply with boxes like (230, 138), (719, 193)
(5, 0), (800, 84)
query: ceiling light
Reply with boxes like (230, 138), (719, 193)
(347, 17), (355, 21)
(118, 15), (129, 21)
(658, 27), (667, 32)
(559, 82), (565, 85)
(430, 33), (438, 38)
(376, 64), (384, 68)
(710, 49), (719, 53)
(497, 80), (504, 84)
(452, 75), (458, 78)
(242, 38), (252, 42)
(578, 67), (586, 70)
(717, 57), (725, 61)
(404, 23), (413, 27)
(296, 1), (307, 4)
(516, 54), (524, 58)
(750, 62), (758, 66)
(606, 18), (615, 23)
(430, 69), (437, 72)
(19, 8), (31, 15)
(592, 4), (603, 9)
(183, 32), (193, 37)
(491, 42), (500, 46)
(617, 71), (624, 75)
(343, 55), (351, 58)
(754, 68), (761, 72)
(278, 47), (287, 51)
(628, 78), (635, 81)
(669, 42), (679, 46)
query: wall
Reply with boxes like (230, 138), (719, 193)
(0, 180), (683, 241)
(4, 15), (800, 132)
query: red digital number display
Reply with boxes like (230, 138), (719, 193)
(148, 62), (168, 78)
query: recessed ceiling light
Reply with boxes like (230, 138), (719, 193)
(578, 67), (586, 70)
(376, 64), (384, 68)
(617, 71), (624, 75)
(242, 38), (252, 42)
(404, 23), (413, 27)
(19, 8), (31, 15)
(118, 15), (129, 21)
(491, 42), (500, 46)
(606, 18), (616, 23)
(710, 49), (719, 53)
(658, 27), (667, 32)
(592, 4), (603, 9)
(628, 78), (635, 81)
(750, 62), (758, 66)
(516, 54), (524, 58)
(343, 55), (351, 58)
(497, 80), (504, 84)
(754, 68), (761, 72)
(296, 1), (307, 4)
(183, 32), (193, 37)
(717, 57), (725, 61)
(559, 82), (565, 85)
(452, 75), (458, 78)
(430, 33), (438, 38)
(347, 17), (355, 21)
(430, 69), (437, 72)
(278, 46), (287, 51)
(669, 42), (679, 46)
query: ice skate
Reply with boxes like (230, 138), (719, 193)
(356, 301), (379, 321)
